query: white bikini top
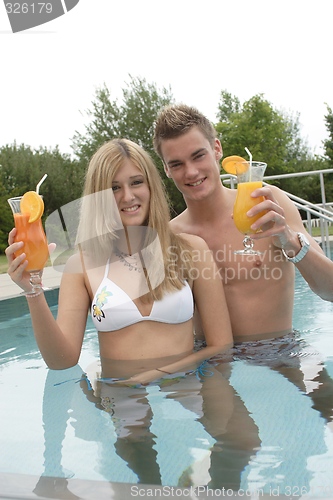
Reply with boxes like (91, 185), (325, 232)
(91, 260), (194, 332)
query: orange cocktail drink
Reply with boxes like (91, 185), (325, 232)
(221, 156), (267, 255)
(233, 181), (265, 235)
(13, 212), (49, 272)
(8, 192), (49, 280)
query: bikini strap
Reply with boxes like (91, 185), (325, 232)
(103, 259), (110, 279)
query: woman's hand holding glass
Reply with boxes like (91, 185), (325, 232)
(6, 229), (56, 296)
(6, 228), (33, 293)
(6, 192), (51, 296)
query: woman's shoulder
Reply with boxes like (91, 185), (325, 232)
(63, 249), (106, 273)
(63, 251), (83, 273)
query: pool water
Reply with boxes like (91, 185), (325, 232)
(1, 271), (333, 499)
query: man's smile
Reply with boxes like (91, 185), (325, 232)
(186, 178), (207, 187)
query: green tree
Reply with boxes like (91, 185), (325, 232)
(32, 147), (84, 217)
(216, 92), (310, 177)
(71, 75), (185, 214)
(0, 142), (40, 194)
(323, 104), (333, 165)
(283, 106), (333, 205)
(0, 180), (12, 253)
(0, 143), (83, 252)
(0, 142), (48, 250)
(217, 90), (240, 122)
(284, 155), (333, 206)
(215, 91), (333, 210)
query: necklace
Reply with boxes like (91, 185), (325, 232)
(115, 248), (142, 273)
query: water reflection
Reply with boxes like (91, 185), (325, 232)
(34, 360), (260, 491)
(32, 342), (333, 496)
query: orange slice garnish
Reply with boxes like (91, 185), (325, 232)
(20, 191), (44, 223)
(222, 155), (248, 175)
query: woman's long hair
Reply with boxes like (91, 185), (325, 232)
(76, 138), (194, 300)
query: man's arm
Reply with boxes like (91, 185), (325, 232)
(250, 185), (333, 302)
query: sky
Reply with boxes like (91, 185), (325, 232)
(0, 0), (332, 158)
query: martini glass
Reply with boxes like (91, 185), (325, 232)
(233, 161), (267, 255)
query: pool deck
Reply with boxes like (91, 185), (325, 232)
(0, 266), (61, 301)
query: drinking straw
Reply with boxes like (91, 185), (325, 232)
(244, 147), (252, 181)
(36, 174), (47, 194)
(244, 147), (252, 167)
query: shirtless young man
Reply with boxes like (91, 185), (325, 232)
(153, 104), (333, 342)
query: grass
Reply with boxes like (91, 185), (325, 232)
(308, 225), (333, 237)
(0, 255), (8, 274)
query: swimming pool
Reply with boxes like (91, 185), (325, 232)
(1, 270), (333, 500)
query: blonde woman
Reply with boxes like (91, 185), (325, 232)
(6, 138), (233, 385)
(6, 139), (246, 486)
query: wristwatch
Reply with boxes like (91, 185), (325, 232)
(282, 232), (310, 263)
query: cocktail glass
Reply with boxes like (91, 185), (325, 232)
(8, 196), (49, 294)
(233, 161), (267, 255)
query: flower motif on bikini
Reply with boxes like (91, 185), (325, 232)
(92, 304), (105, 322)
(92, 286), (113, 323)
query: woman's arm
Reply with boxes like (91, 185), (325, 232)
(6, 231), (90, 369)
(28, 270), (90, 369)
(116, 345), (230, 387)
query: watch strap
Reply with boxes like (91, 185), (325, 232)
(282, 232), (310, 264)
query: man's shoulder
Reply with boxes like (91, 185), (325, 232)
(169, 210), (190, 233)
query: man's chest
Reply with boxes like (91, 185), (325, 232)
(197, 223), (284, 285)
